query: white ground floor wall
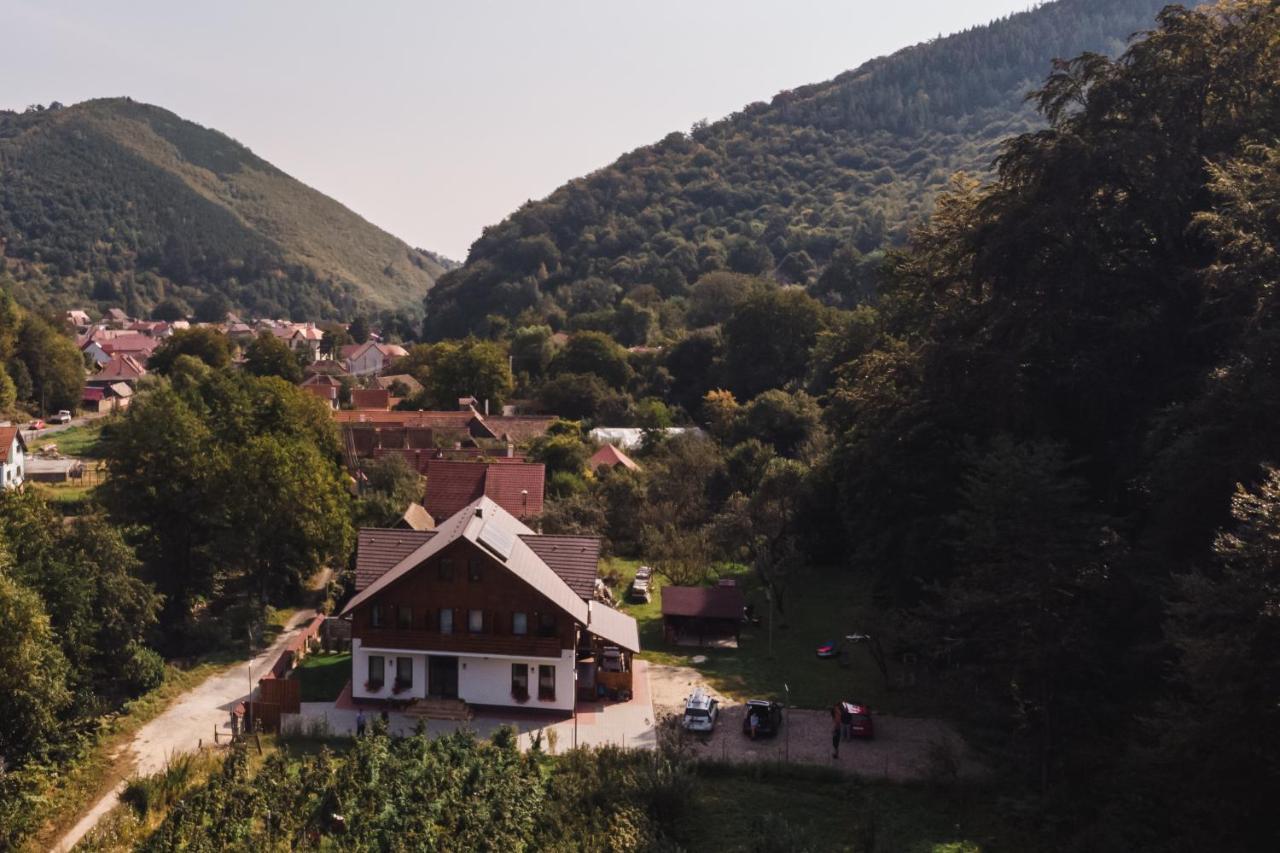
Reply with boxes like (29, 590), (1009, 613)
(351, 639), (576, 713)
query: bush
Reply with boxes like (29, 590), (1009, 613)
(121, 642), (166, 694)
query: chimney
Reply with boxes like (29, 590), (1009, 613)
(475, 506), (484, 518)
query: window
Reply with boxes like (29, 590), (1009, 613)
(468, 558), (483, 583)
(538, 665), (556, 701)
(537, 611), (556, 638)
(512, 612), (528, 635)
(367, 655), (385, 689)
(439, 608), (453, 634)
(370, 603), (384, 628)
(511, 663), (528, 699)
(397, 605), (412, 629)
(468, 609), (484, 633)
(438, 558), (455, 581)
(395, 657), (413, 689)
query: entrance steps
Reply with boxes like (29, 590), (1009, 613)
(406, 697), (472, 721)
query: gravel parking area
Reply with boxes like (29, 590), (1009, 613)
(647, 663), (979, 782)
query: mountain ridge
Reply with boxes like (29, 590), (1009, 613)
(425, 0), (1169, 338)
(0, 97), (445, 319)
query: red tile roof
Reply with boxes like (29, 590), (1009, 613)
(423, 459), (545, 521)
(589, 443), (640, 471)
(92, 353), (148, 383)
(661, 585), (746, 621)
(351, 389), (390, 410)
(303, 384), (338, 403)
(0, 426), (25, 463)
(100, 334), (159, 356)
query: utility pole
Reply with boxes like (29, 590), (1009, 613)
(766, 588), (774, 658)
(246, 624), (254, 735)
(784, 682), (791, 761)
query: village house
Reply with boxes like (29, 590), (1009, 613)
(341, 496), (639, 713)
(81, 382), (134, 413)
(88, 353), (148, 387)
(341, 341), (409, 376)
(0, 426), (27, 489)
(422, 458), (545, 521)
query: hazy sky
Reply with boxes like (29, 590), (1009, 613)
(3, 1), (1035, 260)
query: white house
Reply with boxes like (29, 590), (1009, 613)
(0, 426), (27, 489)
(342, 496), (640, 713)
(341, 341), (409, 377)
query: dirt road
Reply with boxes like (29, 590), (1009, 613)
(647, 663), (979, 782)
(52, 609), (318, 852)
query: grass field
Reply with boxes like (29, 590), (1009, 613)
(294, 652), (352, 702)
(30, 420), (109, 458)
(609, 558), (913, 713)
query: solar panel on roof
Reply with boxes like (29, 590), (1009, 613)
(477, 520), (516, 561)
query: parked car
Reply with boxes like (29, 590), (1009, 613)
(51, 410), (72, 424)
(628, 575), (651, 603)
(681, 688), (719, 732)
(28, 419), (45, 430)
(843, 702), (875, 739)
(742, 699), (783, 738)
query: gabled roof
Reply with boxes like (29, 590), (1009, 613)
(589, 443), (640, 471)
(342, 496), (589, 626)
(355, 528), (436, 590)
(376, 374), (424, 395)
(520, 535), (601, 599)
(301, 372), (344, 387)
(0, 426), (26, 463)
(93, 353), (148, 382)
(100, 333), (158, 355)
(108, 382), (134, 398)
(478, 415), (557, 443)
(351, 388), (391, 410)
(423, 459), (545, 521)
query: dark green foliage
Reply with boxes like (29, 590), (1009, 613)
(722, 288), (829, 399)
(424, 0), (1168, 337)
(100, 371), (352, 648)
(355, 453), (422, 527)
(0, 98), (446, 318)
(244, 330), (303, 382)
(147, 326), (232, 373)
(550, 330), (633, 386)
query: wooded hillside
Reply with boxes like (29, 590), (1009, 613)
(0, 98), (447, 319)
(424, 0), (1168, 337)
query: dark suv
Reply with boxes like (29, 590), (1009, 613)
(742, 699), (783, 738)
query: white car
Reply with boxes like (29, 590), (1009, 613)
(52, 410), (73, 425)
(681, 688), (719, 732)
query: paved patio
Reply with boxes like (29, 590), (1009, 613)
(289, 659), (657, 752)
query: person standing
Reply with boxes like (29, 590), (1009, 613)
(356, 709), (367, 737)
(831, 703), (842, 759)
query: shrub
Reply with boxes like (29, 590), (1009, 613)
(121, 642), (165, 694)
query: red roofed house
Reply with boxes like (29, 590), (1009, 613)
(589, 443), (640, 472)
(351, 388), (391, 410)
(342, 496), (638, 712)
(0, 426), (27, 489)
(88, 353), (148, 387)
(423, 458), (545, 521)
(82, 382), (134, 413)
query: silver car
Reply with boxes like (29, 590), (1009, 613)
(681, 688), (719, 732)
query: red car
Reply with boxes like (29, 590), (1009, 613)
(842, 701), (874, 739)
(28, 419), (46, 430)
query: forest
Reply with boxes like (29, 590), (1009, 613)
(0, 98), (448, 320)
(423, 0), (1167, 339)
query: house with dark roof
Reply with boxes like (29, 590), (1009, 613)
(423, 458), (545, 521)
(88, 353), (148, 387)
(342, 496), (638, 712)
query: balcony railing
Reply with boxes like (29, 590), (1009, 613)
(357, 628), (563, 659)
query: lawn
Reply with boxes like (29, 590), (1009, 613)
(608, 558), (917, 713)
(294, 651), (352, 702)
(30, 419), (109, 458)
